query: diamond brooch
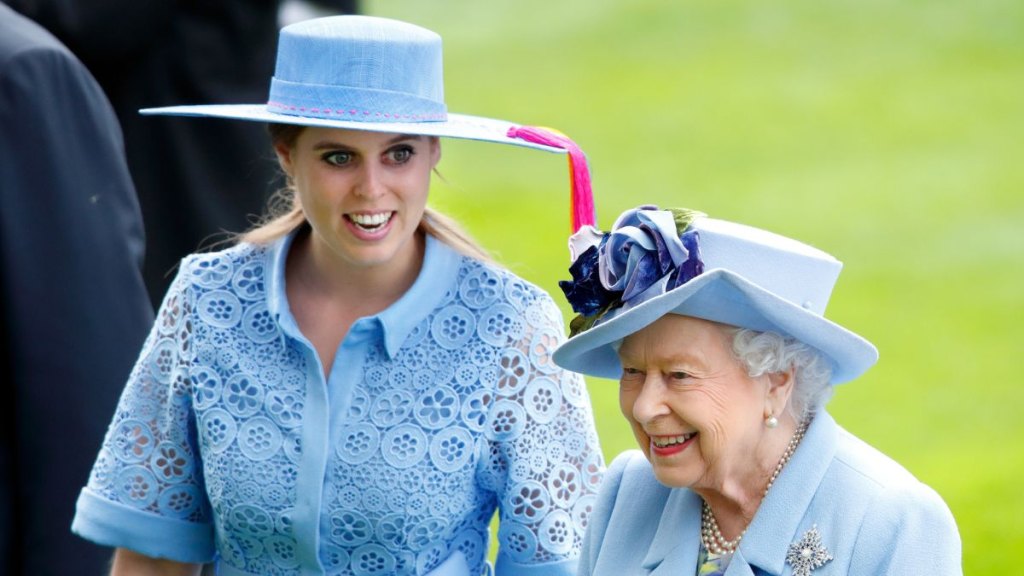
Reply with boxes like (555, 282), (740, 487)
(785, 525), (833, 576)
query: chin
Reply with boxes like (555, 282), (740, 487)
(649, 463), (696, 489)
(341, 242), (402, 267)
(655, 473), (692, 489)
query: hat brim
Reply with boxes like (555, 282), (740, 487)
(140, 105), (565, 153)
(552, 269), (878, 384)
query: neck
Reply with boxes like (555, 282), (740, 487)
(292, 229), (425, 315)
(697, 416), (804, 542)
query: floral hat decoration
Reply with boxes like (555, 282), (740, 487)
(552, 205), (878, 384)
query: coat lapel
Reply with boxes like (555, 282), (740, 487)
(735, 411), (839, 575)
(724, 550), (758, 576)
(642, 488), (702, 575)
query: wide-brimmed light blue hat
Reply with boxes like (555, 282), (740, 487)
(142, 15), (556, 152)
(142, 14), (599, 231)
(552, 206), (878, 384)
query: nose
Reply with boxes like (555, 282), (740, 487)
(354, 160), (386, 199)
(631, 374), (670, 425)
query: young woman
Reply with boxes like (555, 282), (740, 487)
(71, 16), (604, 576)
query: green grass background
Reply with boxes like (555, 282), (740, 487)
(364, 2), (1021, 572)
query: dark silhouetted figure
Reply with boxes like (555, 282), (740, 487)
(0, 4), (153, 574)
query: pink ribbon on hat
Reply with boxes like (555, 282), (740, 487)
(507, 126), (596, 233)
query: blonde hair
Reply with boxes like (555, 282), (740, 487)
(237, 124), (493, 264)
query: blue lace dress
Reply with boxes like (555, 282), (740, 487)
(72, 233), (605, 576)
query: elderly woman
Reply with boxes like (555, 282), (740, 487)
(553, 206), (961, 575)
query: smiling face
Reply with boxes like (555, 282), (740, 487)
(275, 126), (441, 276)
(617, 314), (784, 492)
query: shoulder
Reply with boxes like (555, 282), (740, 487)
(0, 8), (88, 90)
(180, 242), (266, 275)
(830, 427), (950, 512)
(0, 9), (125, 171)
(822, 427), (961, 572)
(458, 256), (552, 300)
(582, 450), (671, 573)
(592, 450), (670, 526)
(822, 426), (956, 523)
(172, 242), (269, 297)
(0, 7), (66, 63)
(0, 8), (97, 116)
(454, 256), (565, 320)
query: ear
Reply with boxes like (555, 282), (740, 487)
(428, 137), (442, 169)
(274, 142), (294, 177)
(765, 367), (797, 420)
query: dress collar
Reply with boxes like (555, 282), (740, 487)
(264, 231), (294, 322)
(263, 231), (463, 357)
(376, 234), (462, 357)
(639, 411), (839, 575)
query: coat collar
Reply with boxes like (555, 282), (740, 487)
(639, 411), (839, 575)
(641, 487), (701, 573)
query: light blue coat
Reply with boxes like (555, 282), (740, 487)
(580, 411), (961, 576)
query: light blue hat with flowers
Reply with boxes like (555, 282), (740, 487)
(552, 206), (878, 384)
(141, 14), (598, 231)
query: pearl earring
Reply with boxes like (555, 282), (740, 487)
(765, 414), (779, 428)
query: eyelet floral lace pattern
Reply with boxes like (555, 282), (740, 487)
(84, 239), (604, 575)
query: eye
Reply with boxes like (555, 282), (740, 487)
(668, 371), (690, 380)
(619, 367), (643, 390)
(322, 150), (354, 167)
(385, 145), (415, 165)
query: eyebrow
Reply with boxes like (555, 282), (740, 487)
(311, 134), (424, 151)
(618, 349), (708, 370)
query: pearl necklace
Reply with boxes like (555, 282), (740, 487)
(700, 418), (810, 555)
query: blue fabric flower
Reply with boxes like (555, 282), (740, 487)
(599, 207), (699, 301)
(560, 206), (706, 336)
(559, 243), (618, 316)
(673, 229), (704, 289)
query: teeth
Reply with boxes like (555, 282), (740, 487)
(652, 432), (696, 448)
(350, 212), (392, 229)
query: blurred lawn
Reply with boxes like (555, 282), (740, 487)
(365, 2), (1022, 572)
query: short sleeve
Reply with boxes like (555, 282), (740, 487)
(72, 261), (215, 562)
(483, 292), (605, 576)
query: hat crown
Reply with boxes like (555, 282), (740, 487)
(693, 217), (841, 316)
(269, 15), (448, 122)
